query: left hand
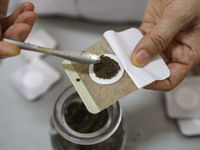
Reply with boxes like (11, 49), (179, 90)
(0, 1), (37, 59)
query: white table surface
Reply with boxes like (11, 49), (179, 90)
(0, 17), (200, 150)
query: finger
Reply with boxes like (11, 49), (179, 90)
(160, 51), (170, 64)
(0, 0), (9, 18)
(3, 23), (32, 41)
(175, 29), (200, 63)
(144, 62), (191, 91)
(0, 41), (20, 59)
(159, 39), (178, 65)
(139, 22), (154, 35)
(14, 11), (37, 27)
(1, 2), (34, 32)
(131, 17), (184, 67)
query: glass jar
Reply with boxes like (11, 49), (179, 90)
(50, 85), (127, 150)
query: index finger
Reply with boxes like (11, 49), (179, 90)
(0, 0), (9, 37)
(0, 0), (9, 18)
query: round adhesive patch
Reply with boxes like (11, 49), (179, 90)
(89, 54), (124, 85)
(194, 119), (200, 126)
(175, 87), (199, 110)
(23, 70), (44, 89)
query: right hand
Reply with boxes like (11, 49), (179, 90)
(131, 0), (200, 91)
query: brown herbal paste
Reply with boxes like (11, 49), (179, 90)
(93, 55), (120, 79)
(64, 102), (108, 133)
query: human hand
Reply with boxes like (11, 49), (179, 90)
(131, 0), (200, 91)
(0, 1), (37, 59)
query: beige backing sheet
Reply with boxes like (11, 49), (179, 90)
(62, 38), (137, 114)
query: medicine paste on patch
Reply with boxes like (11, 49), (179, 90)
(89, 54), (124, 84)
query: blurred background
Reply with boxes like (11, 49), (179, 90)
(1, 0), (200, 150)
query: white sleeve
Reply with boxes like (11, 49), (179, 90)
(77, 0), (147, 22)
(8, 0), (79, 17)
(8, 0), (147, 22)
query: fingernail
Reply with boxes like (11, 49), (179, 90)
(133, 49), (152, 66)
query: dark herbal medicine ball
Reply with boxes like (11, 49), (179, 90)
(93, 55), (120, 79)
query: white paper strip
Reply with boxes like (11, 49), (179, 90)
(103, 28), (170, 88)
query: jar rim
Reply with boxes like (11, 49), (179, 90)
(52, 85), (122, 145)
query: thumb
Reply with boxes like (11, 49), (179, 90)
(131, 18), (182, 67)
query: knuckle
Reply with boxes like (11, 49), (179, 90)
(150, 33), (169, 54)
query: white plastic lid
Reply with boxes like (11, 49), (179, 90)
(23, 71), (44, 89)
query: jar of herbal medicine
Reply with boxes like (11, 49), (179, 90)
(50, 85), (127, 150)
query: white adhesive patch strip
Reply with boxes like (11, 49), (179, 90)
(103, 28), (170, 88)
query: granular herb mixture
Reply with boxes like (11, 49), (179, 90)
(93, 55), (120, 79)
(64, 102), (108, 133)
(50, 98), (125, 150)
